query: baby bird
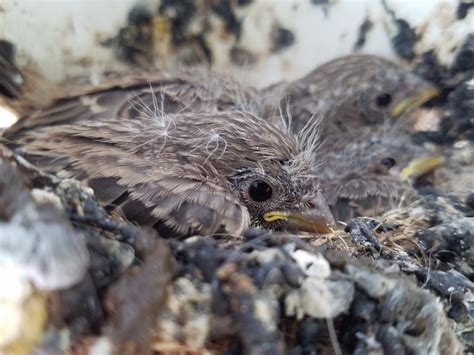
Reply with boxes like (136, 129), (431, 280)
(264, 54), (439, 136)
(2, 75), (333, 238)
(264, 55), (440, 223)
(318, 128), (440, 222)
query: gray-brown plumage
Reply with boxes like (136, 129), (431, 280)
(318, 128), (438, 222)
(0, 40), (22, 100)
(2, 64), (262, 120)
(264, 55), (440, 222)
(0, 38), (261, 119)
(0, 40), (61, 117)
(2, 74), (333, 238)
(265, 54), (439, 136)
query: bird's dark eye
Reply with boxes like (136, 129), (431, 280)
(248, 180), (273, 202)
(375, 93), (392, 107)
(380, 157), (396, 168)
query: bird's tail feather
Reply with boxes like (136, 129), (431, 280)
(0, 39), (23, 100)
(0, 39), (60, 118)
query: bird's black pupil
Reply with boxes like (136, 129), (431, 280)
(248, 180), (273, 202)
(380, 157), (396, 168)
(375, 93), (392, 107)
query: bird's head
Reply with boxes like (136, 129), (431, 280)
(229, 164), (333, 233)
(170, 111), (335, 234)
(297, 55), (439, 127)
(353, 58), (439, 121)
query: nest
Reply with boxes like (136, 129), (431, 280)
(1, 2), (473, 354)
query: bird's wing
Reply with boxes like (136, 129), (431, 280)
(0, 42), (60, 115)
(3, 71), (210, 133)
(6, 122), (250, 237)
(4, 68), (257, 133)
(0, 54), (22, 99)
(2, 79), (251, 238)
(321, 173), (403, 222)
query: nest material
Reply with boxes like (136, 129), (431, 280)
(0, 145), (471, 353)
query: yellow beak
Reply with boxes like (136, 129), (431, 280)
(390, 86), (439, 118)
(263, 210), (334, 234)
(401, 155), (445, 179)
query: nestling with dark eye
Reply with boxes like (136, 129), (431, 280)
(264, 54), (439, 136)
(1, 75), (334, 238)
(261, 55), (443, 223)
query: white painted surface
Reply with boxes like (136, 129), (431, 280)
(0, 0), (471, 89)
(0, 0), (147, 82)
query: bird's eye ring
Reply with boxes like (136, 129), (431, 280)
(248, 180), (273, 202)
(375, 93), (392, 107)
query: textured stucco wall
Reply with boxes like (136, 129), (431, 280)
(1, 0), (471, 89)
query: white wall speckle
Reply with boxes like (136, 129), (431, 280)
(1, 0), (152, 81)
(0, 0), (470, 89)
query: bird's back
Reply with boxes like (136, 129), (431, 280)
(1, 71), (303, 237)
